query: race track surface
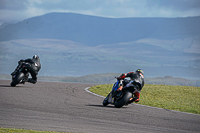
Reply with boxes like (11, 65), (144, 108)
(0, 80), (200, 133)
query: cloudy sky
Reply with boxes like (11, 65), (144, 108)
(0, 0), (200, 25)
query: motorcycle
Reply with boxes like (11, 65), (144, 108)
(102, 78), (135, 108)
(10, 62), (30, 86)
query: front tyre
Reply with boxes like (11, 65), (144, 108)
(10, 72), (24, 86)
(103, 97), (109, 106)
(102, 93), (111, 106)
(114, 91), (132, 108)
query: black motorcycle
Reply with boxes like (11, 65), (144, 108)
(10, 63), (30, 86)
(103, 79), (135, 108)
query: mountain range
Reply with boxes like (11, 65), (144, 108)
(0, 12), (200, 79)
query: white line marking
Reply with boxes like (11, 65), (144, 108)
(85, 87), (105, 98)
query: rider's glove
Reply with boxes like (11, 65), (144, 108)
(11, 72), (15, 76)
(18, 59), (25, 64)
(117, 77), (121, 80)
(117, 73), (126, 80)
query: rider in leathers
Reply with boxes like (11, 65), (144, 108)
(116, 69), (144, 103)
(11, 55), (41, 84)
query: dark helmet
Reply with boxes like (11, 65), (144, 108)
(136, 69), (144, 75)
(33, 55), (39, 60)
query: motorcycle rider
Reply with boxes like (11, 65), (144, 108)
(11, 55), (41, 84)
(116, 69), (145, 103)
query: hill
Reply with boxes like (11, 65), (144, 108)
(1, 73), (199, 87)
(0, 13), (200, 79)
(0, 13), (200, 45)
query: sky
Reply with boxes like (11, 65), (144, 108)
(0, 0), (200, 25)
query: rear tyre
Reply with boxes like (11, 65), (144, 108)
(10, 72), (24, 86)
(114, 91), (132, 108)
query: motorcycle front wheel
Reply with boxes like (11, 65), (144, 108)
(10, 72), (25, 86)
(102, 93), (111, 106)
(103, 98), (109, 106)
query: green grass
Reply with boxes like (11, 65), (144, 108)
(0, 128), (79, 133)
(89, 84), (200, 114)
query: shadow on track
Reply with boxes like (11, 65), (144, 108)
(86, 104), (129, 108)
(0, 85), (12, 87)
(0, 84), (25, 88)
(86, 104), (115, 108)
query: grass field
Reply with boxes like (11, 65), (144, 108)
(89, 84), (200, 114)
(0, 128), (76, 133)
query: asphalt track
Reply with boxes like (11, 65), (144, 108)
(0, 80), (200, 133)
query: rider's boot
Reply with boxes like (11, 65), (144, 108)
(134, 92), (140, 102)
(128, 92), (140, 104)
(27, 78), (36, 84)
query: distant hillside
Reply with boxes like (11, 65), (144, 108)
(38, 74), (200, 87)
(0, 12), (200, 45)
(0, 13), (200, 79)
(1, 38), (199, 79)
(1, 73), (199, 87)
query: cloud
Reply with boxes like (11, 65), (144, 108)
(0, 0), (200, 25)
(0, 0), (29, 10)
(146, 0), (200, 11)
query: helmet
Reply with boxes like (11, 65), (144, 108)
(136, 69), (144, 75)
(33, 55), (39, 60)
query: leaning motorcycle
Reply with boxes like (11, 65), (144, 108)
(102, 78), (134, 108)
(10, 63), (30, 86)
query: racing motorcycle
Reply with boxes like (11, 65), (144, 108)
(10, 62), (30, 86)
(102, 78), (135, 108)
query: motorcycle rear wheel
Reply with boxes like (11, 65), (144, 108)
(10, 72), (25, 86)
(114, 91), (132, 108)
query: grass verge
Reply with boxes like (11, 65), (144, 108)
(89, 84), (200, 114)
(0, 128), (78, 133)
